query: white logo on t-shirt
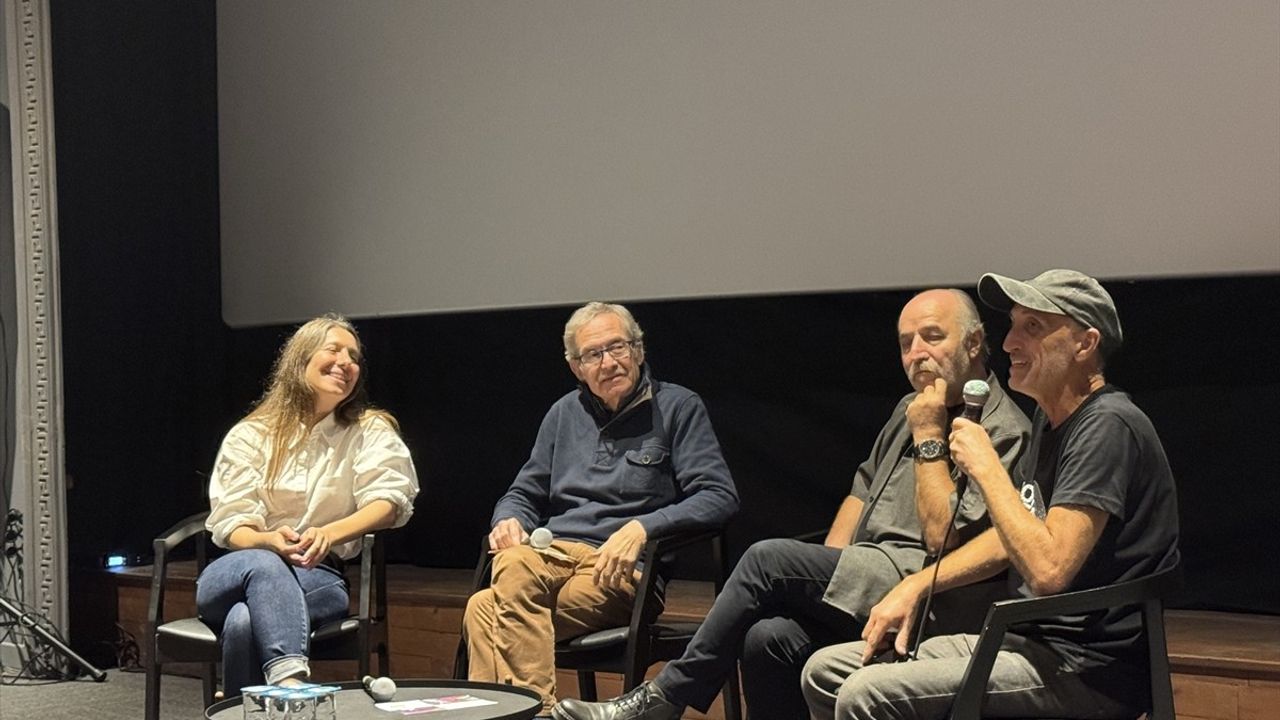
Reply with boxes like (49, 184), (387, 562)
(1020, 481), (1047, 520)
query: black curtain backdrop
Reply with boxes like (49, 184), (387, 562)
(48, 2), (1279, 669)
(217, 278), (1280, 618)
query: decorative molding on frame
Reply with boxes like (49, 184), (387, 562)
(6, 0), (66, 632)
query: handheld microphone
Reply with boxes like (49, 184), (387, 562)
(961, 379), (990, 423)
(529, 527), (553, 550)
(362, 675), (396, 702)
(526, 527), (573, 561)
(955, 379), (991, 499)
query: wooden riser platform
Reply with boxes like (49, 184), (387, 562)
(110, 564), (1280, 720)
(1165, 610), (1280, 720)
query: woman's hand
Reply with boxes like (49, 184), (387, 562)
(289, 526), (334, 568)
(240, 525), (304, 557)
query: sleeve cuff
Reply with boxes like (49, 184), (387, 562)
(209, 515), (266, 549)
(358, 491), (415, 528)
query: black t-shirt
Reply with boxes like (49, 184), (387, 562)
(1007, 386), (1180, 693)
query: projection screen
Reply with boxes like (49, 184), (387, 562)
(217, 1), (1280, 327)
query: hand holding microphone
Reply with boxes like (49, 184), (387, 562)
(362, 675), (396, 702)
(951, 379), (992, 497)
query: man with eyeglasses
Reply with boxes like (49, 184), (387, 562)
(463, 301), (740, 718)
(554, 289), (1030, 720)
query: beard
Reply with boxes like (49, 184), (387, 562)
(911, 346), (974, 393)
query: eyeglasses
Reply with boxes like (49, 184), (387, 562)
(575, 340), (640, 366)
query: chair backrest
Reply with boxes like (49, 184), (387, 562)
(949, 561), (1181, 720)
(355, 531), (388, 624)
(147, 511), (212, 633)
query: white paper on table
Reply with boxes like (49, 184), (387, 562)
(376, 694), (499, 714)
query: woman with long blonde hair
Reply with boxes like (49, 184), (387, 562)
(196, 314), (419, 697)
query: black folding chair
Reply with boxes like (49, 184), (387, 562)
(950, 561), (1180, 720)
(143, 511), (389, 720)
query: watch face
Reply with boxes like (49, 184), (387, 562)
(916, 439), (947, 460)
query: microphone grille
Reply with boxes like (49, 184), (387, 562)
(530, 527), (553, 549)
(962, 379), (991, 405)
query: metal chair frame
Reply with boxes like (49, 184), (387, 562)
(949, 561), (1180, 720)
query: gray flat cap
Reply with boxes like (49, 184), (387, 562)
(978, 269), (1123, 355)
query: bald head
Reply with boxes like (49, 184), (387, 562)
(897, 289), (989, 402)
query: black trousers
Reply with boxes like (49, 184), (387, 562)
(653, 538), (860, 719)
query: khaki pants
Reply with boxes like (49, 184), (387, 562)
(464, 540), (637, 714)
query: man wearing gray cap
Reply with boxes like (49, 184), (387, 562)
(802, 269), (1181, 719)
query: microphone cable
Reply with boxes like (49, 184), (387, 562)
(908, 379), (989, 658)
(908, 476), (965, 660)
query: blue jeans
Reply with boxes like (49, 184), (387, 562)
(196, 549), (349, 696)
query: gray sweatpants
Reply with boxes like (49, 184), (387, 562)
(801, 632), (1141, 720)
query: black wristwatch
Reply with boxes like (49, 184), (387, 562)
(913, 438), (948, 462)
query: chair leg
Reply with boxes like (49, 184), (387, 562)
(577, 670), (598, 701)
(722, 665), (743, 720)
(144, 661), (161, 720)
(202, 661), (217, 707)
(1145, 601), (1175, 720)
(358, 641), (371, 679)
(622, 651), (646, 692)
(378, 640), (390, 678)
(453, 637), (469, 680)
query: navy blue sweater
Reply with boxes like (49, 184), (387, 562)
(491, 371), (739, 545)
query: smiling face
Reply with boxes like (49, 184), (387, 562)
(304, 326), (362, 418)
(897, 290), (981, 401)
(569, 312), (644, 412)
(1002, 304), (1089, 403)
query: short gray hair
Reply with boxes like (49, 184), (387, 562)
(563, 302), (644, 359)
(950, 289), (990, 364)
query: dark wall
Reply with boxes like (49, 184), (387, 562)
(50, 0), (1279, 645)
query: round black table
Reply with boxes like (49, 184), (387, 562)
(205, 679), (542, 720)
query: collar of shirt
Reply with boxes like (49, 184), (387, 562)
(579, 363), (654, 427)
(306, 412), (345, 447)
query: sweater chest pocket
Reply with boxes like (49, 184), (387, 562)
(623, 446), (671, 495)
